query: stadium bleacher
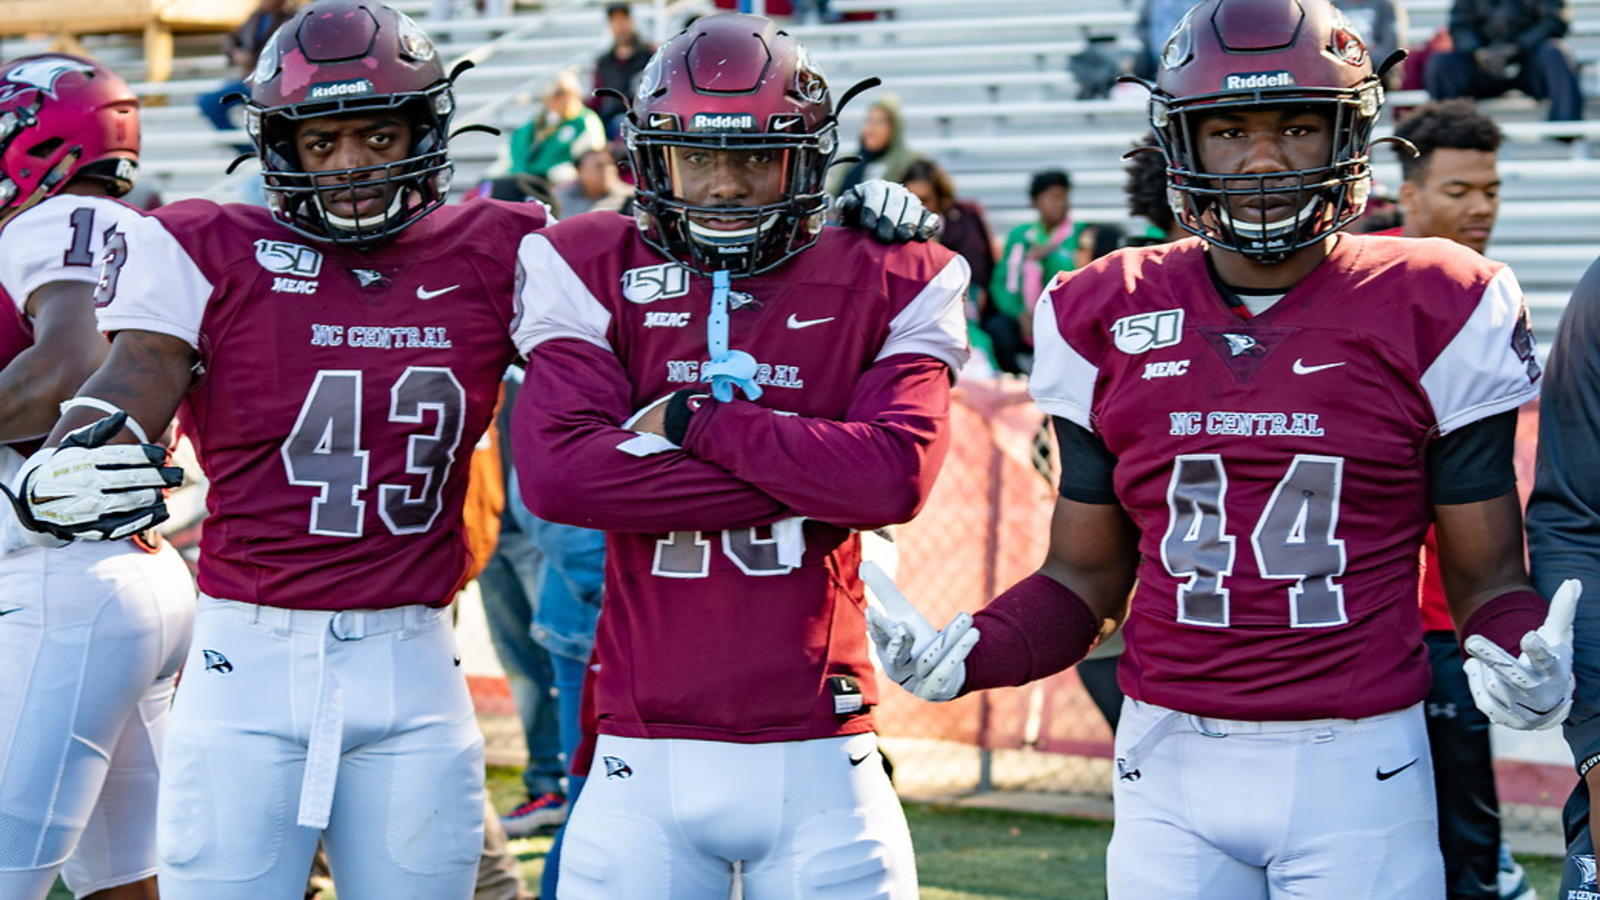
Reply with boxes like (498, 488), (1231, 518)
(3, 0), (1596, 335)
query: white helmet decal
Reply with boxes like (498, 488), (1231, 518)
(0, 56), (95, 103)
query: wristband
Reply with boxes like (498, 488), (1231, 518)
(961, 573), (1100, 694)
(1459, 588), (1548, 657)
(1579, 752), (1600, 779)
(663, 389), (705, 447)
(59, 396), (150, 443)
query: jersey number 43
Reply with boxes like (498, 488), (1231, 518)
(281, 367), (465, 538)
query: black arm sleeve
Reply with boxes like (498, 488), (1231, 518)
(1052, 416), (1118, 504)
(1529, 254), (1600, 769)
(1425, 410), (1518, 505)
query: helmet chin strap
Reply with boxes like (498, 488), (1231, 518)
(686, 211), (781, 243)
(313, 189), (406, 233)
(1216, 196), (1319, 240)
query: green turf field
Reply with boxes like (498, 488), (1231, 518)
(47, 765), (1566, 899)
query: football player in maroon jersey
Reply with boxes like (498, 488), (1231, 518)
(0, 54), (195, 900)
(870, 1), (1572, 897)
(509, 13), (961, 898)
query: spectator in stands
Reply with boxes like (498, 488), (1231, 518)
(989, 169), (1083, 374)
(505, 70), (606, 187)
(197, 0), (296, 138)
(1383, 99), (1534, 900)
(1075, 223), (1129, 268)
(1334, 0), (1408, 87)
(793, 0), (838, 24)
(826, 95), (921, 197)
(1134, 0), (1197, 79)
(473, 394), (571, 843)
(555, 148), (635, 217)
(1426, 0), (1584, 122)
(431, 0), (507, 19)
(1123, 135), (1182, 242)
(901, 159), (995, 312)
(594, 3), (656, 139)
(902, 158), (999, 373)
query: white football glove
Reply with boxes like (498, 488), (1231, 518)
(836, 179), (942, 244)
(3, 412), (183, 544)
(861, 561), (980, 702)
(1463, 579), (1580, 731)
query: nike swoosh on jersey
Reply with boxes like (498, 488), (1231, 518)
(1375, 758), (1418, 781)
(416, 284), (461, 300)
(786, 314), (834, 330)
(1291, 358), (1346, 375)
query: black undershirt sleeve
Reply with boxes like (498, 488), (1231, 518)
(1425, 409), (1518, 505)
(1052, 416), (1119, 504)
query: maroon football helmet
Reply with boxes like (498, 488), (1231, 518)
(1146, 0), (1384, 262)
(624, 13), (840, 277)
(246, 1), (454, 247)
(0, 55), (138, 222)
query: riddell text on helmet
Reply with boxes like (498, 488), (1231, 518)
(1223, 71), (1296, 90)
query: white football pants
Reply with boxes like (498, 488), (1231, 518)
(155, 595), (485, 900)
(1107, 698), (1444, 900)
(559, 732), (917, 899)
(0, 539), (194, 900)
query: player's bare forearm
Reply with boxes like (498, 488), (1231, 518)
(1037, 496), (1141, 621)
(44, 329), (196, 447)
(1435, 490), (1536, 626)
(0, 283), (107, 443)
(515, 340), (791, 531)
(682, 355), (953, 527)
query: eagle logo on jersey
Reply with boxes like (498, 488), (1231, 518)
(1222, 333), (1264, 357)
(0, 56), (94, 103)
(350, 268), (389, 288)
(202, 649), (234, 674)
(1572, 853), (1598, 890)
(603, 755), (633, 780)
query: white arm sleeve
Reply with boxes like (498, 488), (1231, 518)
(1422, 267), (1543, 435)
(92, 212), (212, 350)
(509, 232), (614, 357)
(1027, 288), (1099, 429)
(0, 196), (135, 313)
(874, 253), (972, 374)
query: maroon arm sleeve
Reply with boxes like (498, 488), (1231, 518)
(513, 339), (791, 532)
(959, 573), (1102, 694)
(680, 354), (954, 529)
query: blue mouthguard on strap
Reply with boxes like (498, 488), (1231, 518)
(701, 269), (762, 402)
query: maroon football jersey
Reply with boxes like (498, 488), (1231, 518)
(1030, 235), (1540, 721)
(511, 212), (969, 745)
(94, 197), (548, 610)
